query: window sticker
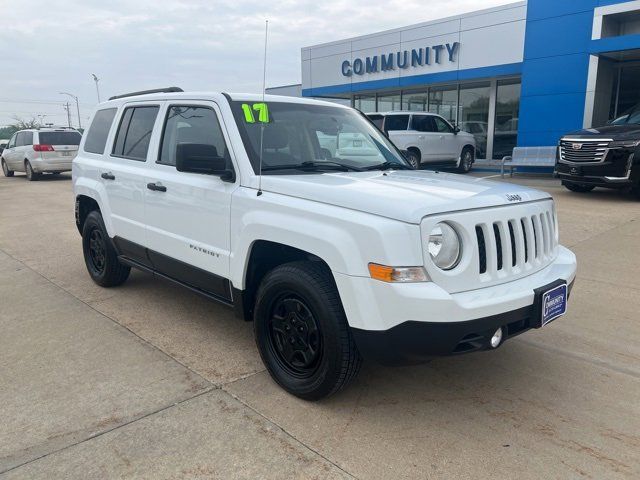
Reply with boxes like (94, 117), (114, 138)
(241, 103), (270, 123)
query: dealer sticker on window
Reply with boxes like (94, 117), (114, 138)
(541, 283), (568, 326)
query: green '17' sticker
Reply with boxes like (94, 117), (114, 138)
(242, 103), (269, 123)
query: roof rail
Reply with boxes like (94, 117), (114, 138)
(108, 87), (184, 101)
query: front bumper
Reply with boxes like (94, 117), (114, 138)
(352, 280), (573, 365)
(334, 246), (577, 364)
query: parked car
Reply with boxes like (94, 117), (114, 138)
(0, 139), (8, 155)
(366, 112), (476, 173)
(556, 104), (640, 197)
(1, 127), (82, 180)
(73, 88), (577, 400)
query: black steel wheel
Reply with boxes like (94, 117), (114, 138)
(81, 210), (130, 287)
(254, 261), (362, 400)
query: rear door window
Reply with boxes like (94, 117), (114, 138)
(384, 115), (409, 132)
(84, 108), (117, 154)
(39, 131), (81, 146)
(22, 132), (33, 145)
(411, 115), (436, 132)
(15, 132), (25, 147)
(112, 106), (159, 161)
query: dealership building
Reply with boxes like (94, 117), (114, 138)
(268, 0), (640, 161)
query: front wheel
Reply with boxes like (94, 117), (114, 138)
(82, 210), (130, 287)
(253, 261), (362, 400)
(563, 181), (595, 193)
(457, 147), (474, 173)
(1, 159), (14, 177)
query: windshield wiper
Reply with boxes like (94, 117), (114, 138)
(262, 161), (364, 172)
(365, 161), (413, 171)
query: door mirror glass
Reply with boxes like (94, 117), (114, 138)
(175, 143), (232, 179)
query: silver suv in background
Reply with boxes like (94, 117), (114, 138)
(1, 127), (82, 180)
(367, 112), (476, 173)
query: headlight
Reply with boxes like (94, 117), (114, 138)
(608, 140), (640, 149)
(428, 223), (462, 270)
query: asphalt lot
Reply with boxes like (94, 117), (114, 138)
(0, 171), (639, 479)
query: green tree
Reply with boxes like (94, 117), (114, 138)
(0, 117), (39, 140)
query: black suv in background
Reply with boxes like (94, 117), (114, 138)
(556, 104), (640, 197)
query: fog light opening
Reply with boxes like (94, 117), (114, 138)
(490, 328), (504, 349)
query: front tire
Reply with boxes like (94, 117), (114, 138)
(253, 261), (362, 400)
(82, 210), (130, 287)
(1, 159), (14, 177)
(25, 160), (39, 181)
(457, 147), (474, 173)
(563, 181), (595, 193)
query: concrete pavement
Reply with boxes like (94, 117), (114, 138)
(0, 171), (638, 479)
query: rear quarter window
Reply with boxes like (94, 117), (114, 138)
(84, 108), (117, 154)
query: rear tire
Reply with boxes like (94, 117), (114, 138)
(253, 261), (362, 400)
(82, 210), (130, 287)
(405, 150), (420, 169)
(563, 181), (595, 193)
(1, 159), (14, 177)
(25, 160), (39, 181)
(457, 147), (474, 173)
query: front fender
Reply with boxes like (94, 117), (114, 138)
(229, 188), (423, 289)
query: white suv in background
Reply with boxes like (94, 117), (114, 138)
(73, 88), (576, 400)
(368, 112), (476, 172)
(1, 127), (82, 180)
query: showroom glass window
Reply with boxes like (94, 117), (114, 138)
(354, 95), (376, 113)
(458, 82), (491, 159)
(428, 85), (457, 123)
(494, 79), (521, 159)
(377, 93), (401, 112)
(403, 91), (429, 111)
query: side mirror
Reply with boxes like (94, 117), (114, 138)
(175, 143), (235, 182)
(453, 126), (461, 134)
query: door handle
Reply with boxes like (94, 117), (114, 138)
(147, 182), (167, 192)
(101, 172), (115, 180)
(418, 135), (425, 139)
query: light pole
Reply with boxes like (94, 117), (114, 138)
(63, 103), (72, 128)
(60, 92), (81, 129)
(37, 114), (47, 127)
(91, 74), (101, 103)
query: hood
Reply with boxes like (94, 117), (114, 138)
(259, 171), (551, 224)
(565, 124), (640, 139)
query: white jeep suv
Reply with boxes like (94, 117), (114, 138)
(1, 127), (81, 180)
(73, 88), (577, 400)
(367, 112), (476, 172)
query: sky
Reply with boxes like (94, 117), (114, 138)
(0, 0), (516, 127)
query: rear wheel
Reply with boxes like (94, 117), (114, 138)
(253, 261), (362, 400)
(457, 147), (474, 173)
(1, 159), (13, 177)
(405, 150), (420, 169)
(24, 160), (39, 181)
(82, 210), (130, 287)
(563, 181), (595, 193)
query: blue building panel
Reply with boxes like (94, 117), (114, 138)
(521, 54), (591, 97)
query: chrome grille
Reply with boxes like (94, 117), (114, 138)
(559, 139), (611, 164)
(474, 208), (557, 279)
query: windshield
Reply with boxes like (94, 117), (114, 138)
(230, 101), (409, 174)
(611, 104), (640, 125)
